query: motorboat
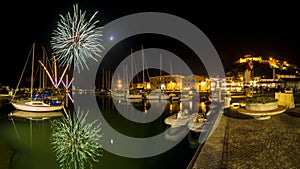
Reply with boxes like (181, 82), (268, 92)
(164, 109), (198, 128)
(187, 114), (206, 132)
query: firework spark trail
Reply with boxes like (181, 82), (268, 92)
(50, 108), (103, 169)
(51, 3), (104, 73)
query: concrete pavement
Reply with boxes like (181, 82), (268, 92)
(191, 106), (300, 169)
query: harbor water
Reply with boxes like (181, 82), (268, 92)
(0, 94), (205, 169)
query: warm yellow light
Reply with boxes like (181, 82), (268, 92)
(200, 102), (206, 112)
(161, 84), (165, 90)
(146, 82), (151, 89)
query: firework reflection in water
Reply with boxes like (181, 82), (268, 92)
(50, 108), (103, 169)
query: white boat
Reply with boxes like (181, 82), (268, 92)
(126, 92), (144, 99)
(164, 125), (189, 141)
(180, 94), (192, 101)
(164, 110), (198, 128)
(9, 109), (63, 120)
(169, 93), (180, 102)
(160, 94), (170, 100)
(112, 90), (126, 99)
(10, 43), (64, 112)
(187, 114), (205, 132)
(145, 90), (161, 100)
(11, 100), (63, 112)
(145, 89), (170, 100)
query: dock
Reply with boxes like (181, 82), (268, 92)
(189, 106), (300, 168)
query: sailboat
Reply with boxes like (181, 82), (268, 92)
(10, 43), (64, 112)
(125, 47), (145, 100)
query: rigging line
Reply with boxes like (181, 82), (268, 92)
(123, 65), (126, 87)
(142, 45), (145, 84)
(130, 48), (134, 85)
(11, 43), (34, 101)
(33, 64), (41, 89)
(42, 47), (46, 88)
(30, 43), (35, 100)
(133, 53), (140, 83)
(42, 46), (52, 87)
(125, 64), (129, 87)
(160, 53), (162, 76)
(144, 57), (150, 82)
(47, 56), (54, 78)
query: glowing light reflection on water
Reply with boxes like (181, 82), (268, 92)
(0, 96), (202, 169)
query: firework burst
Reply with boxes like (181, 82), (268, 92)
(51, 3), (104, 73)
(50, 108), (103, 169)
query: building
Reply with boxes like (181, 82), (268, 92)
(182, 74), (209, 92)
(148, 74), (211, 92)
(149, 74), (184, 91)
(225, 54), (300, 92)
(225, 76), (244, 93)
(237, 55), (264, 64)
(280, 78), (300, 91)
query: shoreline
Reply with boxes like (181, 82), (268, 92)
(190, 92), (300, 168)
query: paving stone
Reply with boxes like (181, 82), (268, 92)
(191, 104), (300, 169)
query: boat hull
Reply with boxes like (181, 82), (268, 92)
(11, 102), (63, 112)
(164, 113), (198, 128)
(187, 114), (205, 132)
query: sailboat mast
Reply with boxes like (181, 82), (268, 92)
(123, 65), (126, 88)
(102, 68), (104, 90)
(142, 45), (145, 87)
(131, 48), (133, 87)
(39, 56), (42, 89)
(160, 53), (162, 76)
(54, 56), (57, 86)
(42, 47), (46, 89)
(126, 64), (129, 88)
(170, 60), (173, 75)
(39, 47), (46, 89)
(108, 70), (110, 90)
(30, 43), (35, 100)
(105, 70), (108, 89)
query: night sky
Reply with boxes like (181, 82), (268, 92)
(1, 1), (300, 87)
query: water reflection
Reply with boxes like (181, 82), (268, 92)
(50, 108), (103, 169)
(0, 96), (205, 169)
(1, 112), (59, 169)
